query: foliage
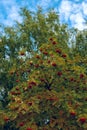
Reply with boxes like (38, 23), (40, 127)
(74, 29), (87, 57)
(0, 7), (87, 130)
(0, 38), (87, 130)
(0, 7), (69, 108)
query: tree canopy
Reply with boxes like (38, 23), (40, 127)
(0, 7), (87, 130)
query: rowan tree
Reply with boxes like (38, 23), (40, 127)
(0, 38), (87, 130)
(0, 7), (87, 130)
(0, 7), (69, 108)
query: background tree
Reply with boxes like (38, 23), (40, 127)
(74, 29), (87, 57)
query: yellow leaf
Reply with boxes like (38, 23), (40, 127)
(50, 118), (57, 128)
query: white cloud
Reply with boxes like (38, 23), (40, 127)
(0, 0), (14, 5)
(70, 13), (84, 23)
(37, 0), (51, 8)
(72, 3), (81, 13)
(0, 0), (22, 26)
(82, 2), (87, 15)
(59, 0), (72, 21)
(7, 6), (22, 22)
(75, 23), (87, 30)
(0, 0), (87, 30)
(70, 13), (87, 30)
(59, 0), (87, 30)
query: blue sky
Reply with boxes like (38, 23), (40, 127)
(0, 0), (87, 30)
